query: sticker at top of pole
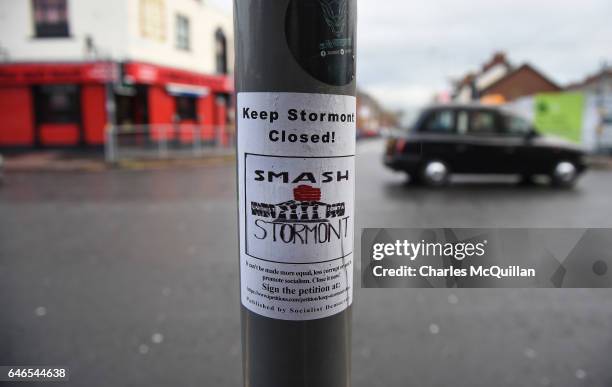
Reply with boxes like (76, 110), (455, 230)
(238, 92), (355, 320)
(285, 0), (356, 86)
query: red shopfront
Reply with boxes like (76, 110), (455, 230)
(121, 61), (234, 144)
(0, 62), (116, 147)
(0, 61), (233, 148)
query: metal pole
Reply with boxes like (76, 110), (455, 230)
(194, 125), (202, 156)
(159, 126), (168, 159)
(105, 125), (116, 163)
(103, 61), (119, 162)
(235, 1), (356, 386)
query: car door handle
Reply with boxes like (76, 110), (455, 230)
(503, 147), (515, 154)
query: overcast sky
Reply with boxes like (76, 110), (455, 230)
(210, 0), (612, 110)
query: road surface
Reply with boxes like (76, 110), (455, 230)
(1, 140), (612, 386)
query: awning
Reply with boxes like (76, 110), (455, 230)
(166, 83), (210, 97)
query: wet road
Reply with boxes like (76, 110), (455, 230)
(1, 139), (612, 387)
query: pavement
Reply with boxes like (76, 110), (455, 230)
(1, 139), (612, 387)
(1, 150), (235, 172)
(2, 151), (106, 172)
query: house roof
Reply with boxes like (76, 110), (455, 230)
(481, 52), (512, 73)
(566, 68), (612, 90)
(453, 51), (512, 89)
(480, 63), (561, 95)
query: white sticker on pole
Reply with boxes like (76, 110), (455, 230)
(238, 92), (355, 320)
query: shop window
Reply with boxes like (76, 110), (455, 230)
(175, 14), (190, 51)
(32, 0), (70, 38)
(175, 96), (197, 121)
(34, 85), (80, 124)
(215, 29), (228, 74)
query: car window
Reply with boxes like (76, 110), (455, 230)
(423, 110), (454, 133)
(457, 110), (469, 134)
(503, 114), (532, 136)
(469, 110), (497, 134)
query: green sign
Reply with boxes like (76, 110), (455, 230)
(534, 92), (585, 143)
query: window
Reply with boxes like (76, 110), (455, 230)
(215, 29), (228, 74)
(469, 111), (497, 134)
(503, 114), (532, 136)
(175, 96), (197, 121)
(32, 0), (69, 38)
(34, 85), (80, 123)
(423, 110), (454, 133)
(175, 14), (190, 51)
(140, 0), (166, 42)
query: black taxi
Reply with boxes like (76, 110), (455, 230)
(384, 104), (587, 187)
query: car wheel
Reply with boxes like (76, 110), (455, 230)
(550, 160), (578, 188)
(420, 160), (450, 187)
